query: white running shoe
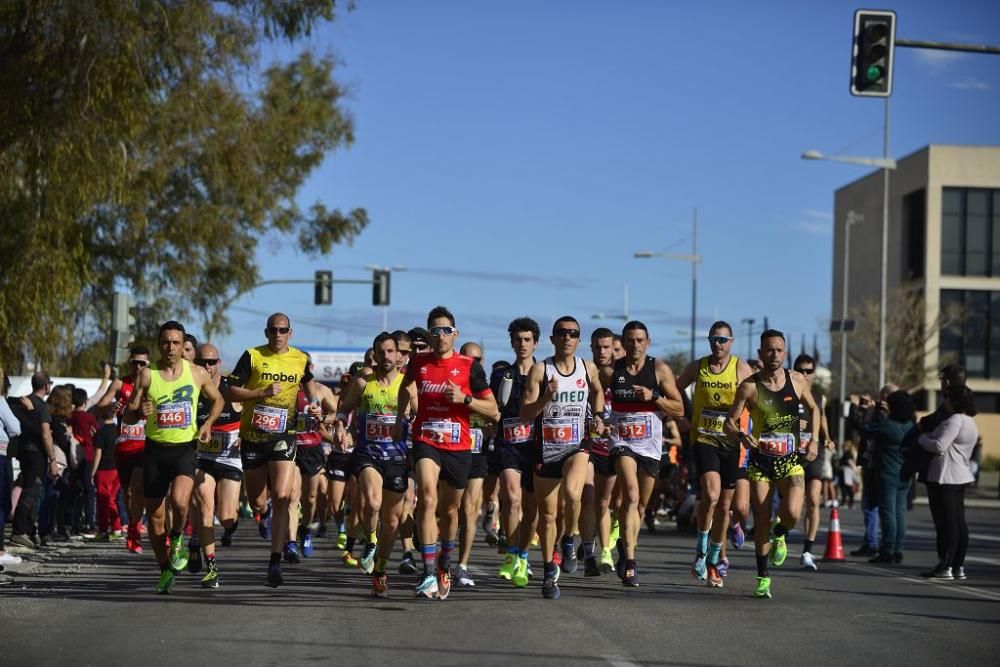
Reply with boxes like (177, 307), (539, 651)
(456, 565), (475, 587)
(801, 552), (818, 571)
(0, 552), (23, 566)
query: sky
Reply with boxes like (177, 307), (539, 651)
(212, 0), (1000, 369)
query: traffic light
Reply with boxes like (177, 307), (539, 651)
(851, 10), (896, 97)
(111, 292), (136, 365)
(314, 270), (333, 305)
(372, 269), (390, 306)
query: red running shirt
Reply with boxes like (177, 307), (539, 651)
(405, 352), (492, 451)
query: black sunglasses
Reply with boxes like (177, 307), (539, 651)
(195, 358), (221, 367)
(553, 328), (581, 339)
(266, 327), (291, 335)
(796, 367), (815, 375)
(129, 359), (149, 367)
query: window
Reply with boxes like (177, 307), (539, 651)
(903, 188), (925, 279)
(940, 187), (1000, 276)
(940, 289), (1000, 379)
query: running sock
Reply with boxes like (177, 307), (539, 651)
(756, 554), (769, 577)
(543, 560), (557, 578)
(375, 555), (388, 573)
(707, 541), (722, 566)
(519, 549), (530, 560)
(420, 544), (437, 575)
(270, 552), (281, 566)
(345, 537), (356, 553)
(438, 539), (457, 572)
(506, 545), (519, 556)
(774, 523), (788, 538)
(803, 539), (814, 554)
(367, 529), (377, 544)
(696, 530), (709, 556)
(583, 540), (596, 559)
(205, 553), (216, 567)
(189, 535), (200, 550)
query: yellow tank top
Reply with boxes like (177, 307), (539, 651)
(239, 345), (311, 443)
(360, 371), (404, 416)
(145, 360), (200, 444)
(691, 355), (740, 448)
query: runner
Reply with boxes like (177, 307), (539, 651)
(123, 321), (224, 594)
(600, 321), (684, 587)
(580, 328), (617, 576)
(96, 345), (151, 554)
(188, 343), (242, 588)
(491, 318), (539, 587)
(675, 321), (753, 588)
(456, 341), (489, 587)
(520, 316), (606, 599)
(225, 313), (322, 588)
(792, 353), (833, 572)
(392, 306), (498, 600)
(725, 329), (820, 599)
(393, 329), (419, 574)
(327, 366), (361, 567)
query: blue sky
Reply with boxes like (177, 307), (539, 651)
(213, 0), (1000, 368)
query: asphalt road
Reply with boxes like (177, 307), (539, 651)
(3, 502), (999, 666)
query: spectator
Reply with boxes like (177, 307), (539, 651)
(849, 385), (898, 557)
(919, 385), (978, 580)
(865, 390), (915, 564)
(69, 387), (98, 536)
(0, 371), (23, 566)
(8, 372), (60, 549)
(38, 385), (73, 543)
(838, 445), (857, 509)
(90, 408), (122, 540)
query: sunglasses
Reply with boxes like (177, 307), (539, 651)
(195, 358), (221, 367)
(553, 328), (581, 339)
(708, 336), (733, 345)
(397, 348), (412, 355)
(414, 344), (429, 352)
(266, 327), (291, 335)
(129, 359), (149, 367)
(429, 326), (456, 337)
(796, 367), (816, 375)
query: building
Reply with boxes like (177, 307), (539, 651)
(832, 144), (1000, 459)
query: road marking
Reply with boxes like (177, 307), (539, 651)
(840, 562), (1000, 602)
(903, 528), (1000, 544)
(964, 555), (1000, 566)
(603, 655), (642, 667)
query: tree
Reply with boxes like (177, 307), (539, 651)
(0, 1), (366, 373)
(839, 287), (961, 394)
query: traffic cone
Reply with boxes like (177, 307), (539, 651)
(823, 506), (845, 562)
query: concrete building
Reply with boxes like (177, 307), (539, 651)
(832, 144), (1000, 460)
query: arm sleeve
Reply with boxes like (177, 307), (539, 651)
(918, 415), (961, 454)
(0, 398), (21, 438)
(228, 351), (252, 387)
(470, 362), (491, 397)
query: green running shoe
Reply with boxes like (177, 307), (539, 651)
(169, 537), (189, 572)
(155, 568), (175, 594)
(498, 553), (517, 580)
(608, 516), (620, 547)
(599, 547), (615, 573)
(512, 556), (529, 588)
(336, 531), (348, 550)
(201, 565), (220, 589)
(754, 575), (772, 599)
(769, 534), (787, 567)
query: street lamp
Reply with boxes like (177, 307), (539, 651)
(635, 209), (701, 361)
(366, 264), (406, 331)
(802, 148), (896, 389)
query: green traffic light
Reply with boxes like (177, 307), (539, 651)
(866, 65), (884, 82)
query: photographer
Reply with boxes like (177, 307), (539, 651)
(848, 385), (898, 557)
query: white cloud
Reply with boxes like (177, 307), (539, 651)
(794, 220), (832, 236)
(802, 209), (833, 221)
(913, 49), (967, 69)
(949, 76), (990, 91)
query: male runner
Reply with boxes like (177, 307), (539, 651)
(188, 343), (242, 588)
(96, 345), (151, 554)
(336, 332), (415, 597)
(124, 321), (223, 593)
(676, 321), (753, 588)
(456, 341), (489, 587)
(792, 353), (833, 571)
(520, 316), (606, 599)
(225, 313), (321, 587)
(393, 306), (498, 599)
(601, 321), (684, 587)
(492, 318), (539, 586)
(580, 328), (617, 576)
(725, 329), (819, 599)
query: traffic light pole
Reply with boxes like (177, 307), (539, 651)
(878, 96), (890, 391)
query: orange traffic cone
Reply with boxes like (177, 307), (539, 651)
(823, 506), (845, 562)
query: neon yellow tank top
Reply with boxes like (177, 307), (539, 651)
(239, 345), (311, 443)
(691, 355), (739, 448)
(145, 360), (200, 444)
(361, 371), (403, 416)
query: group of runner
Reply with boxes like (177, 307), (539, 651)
(106, 305), (828, 600)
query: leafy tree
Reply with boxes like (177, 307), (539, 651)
(0, 0), (366, 374)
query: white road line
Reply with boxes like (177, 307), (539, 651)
(903, 528), (1000, 544)
(964, 555), (1000, 566)
(840, 562), (1000, 602)
(603, 655), (642, 667)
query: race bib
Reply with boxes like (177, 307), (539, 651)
(616, 414), (653, 442)
(798, 431), (813, 454)
(365, 414), (396, 445)
(251, 404), (288, 434)
(199, 429), (238, 455)
(759, 433), (796, 457)
(119, 422), (145, 441)
(295, 412), (320, 433)
(541, 417), (581, 447)
(471, 428), (484, 454)
(697, 409), (727, 437)
(420, 419), (461, 447)
(156, 401), (192, 430)
(502, 418), (534, 445)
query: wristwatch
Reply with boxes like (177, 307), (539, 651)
(463, 394), (473, 406)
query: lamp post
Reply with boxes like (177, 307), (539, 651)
(802, 145), (896, 389)
(741, 318), (755, 360)
(366, 264), (406, 331)
(836, 211), (863, 447)
(635, 208), (701, 361)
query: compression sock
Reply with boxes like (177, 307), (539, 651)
(696, 530), (709, 556)
(756, 554), (769, 578)
(438, 539), (457, 572)
(707, 541), (723, 566)
(420, 544), (437, 575)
